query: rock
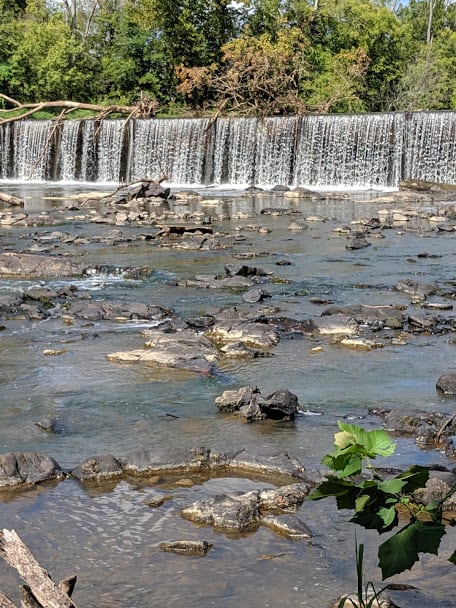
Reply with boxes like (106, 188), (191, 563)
(0, 452), (63, 487)
(215, 387), (299, 420)
(320, 305), (404, 329)
(0, 253), (85, 278)
(258, 483), (310, 512)
(314, 314), (359, 336)
(224, 263), (267, 278)
(181, 483), (310, 533)
(395, 279), (437, 299)
(182, 490), (261, 531)
(412, 472), (456, 511)
(206, 322), (279, 350)
(242, 288), (271, 303)
(71, 454), (124, 481)
(335, 337), (385, 350)
(260, 514), (312, 539)
(159, 540), (213, 556)
(70, 301), (172, 322)
(106, 329), (218, 375)
(346, 233), (372, 250)
(220, 342), (273, 358)
(436, 373), (456, 395)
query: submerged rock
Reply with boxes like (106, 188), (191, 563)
(159, 540), (213, 556)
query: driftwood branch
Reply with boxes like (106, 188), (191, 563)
(0, 529), (77, 608)
(0, 593), (17, 608)
(0, 192), (24, 207)
(0, 94), (159, 125)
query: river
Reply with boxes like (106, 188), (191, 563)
(0, 183), (455, 607)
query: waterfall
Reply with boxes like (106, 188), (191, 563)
(11, 120), (55, 181)
(130, 118), (211, 184)
(294, 113), (404, 188)
(403, 112), (456, 184)
(0, 112), (455, 188)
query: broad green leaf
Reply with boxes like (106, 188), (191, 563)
(361, 429), (396, 457)
(378, 506), (397, 527)
(378, 521), (446, 579)
(323, 452), (363, 478)
(355, 494), (370, 512)
(351, 509), (393, 531)
(377, 478), (406, 495)
(336, 422), (395, 458)
(307, 477), (352, 500)
(397, 466), (430, 493)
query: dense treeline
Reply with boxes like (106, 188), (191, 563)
(0, 0), (455, 116)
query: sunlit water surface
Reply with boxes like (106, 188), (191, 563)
(1, 184), (455, 607)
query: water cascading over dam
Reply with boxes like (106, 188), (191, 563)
(0, 111), (455, 188)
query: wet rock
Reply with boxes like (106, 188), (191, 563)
(370, 407), (455, 447)
(107, 328), (218, 375)
(121, 447), (214, 477)
(0, 452), (63, 487)
(0, 253), (85, 278)
(144, 494), (173, 508)
(334, 337), (385, 350)
(242, 288), (271, 303)
(260, 514), (312, 539)
(71, 454), (124, 481)
(206, 321), (279, 350)
(265, 317), (318, 338)
(224, 263), (267, 278)
(395, 279), (437, 299)
(159, 540), (213, 556)
(220, 342), (273, 358)
(320, 305), (404, 329)
(181, 490), (261, 532)
(258, 483), (310, 512)
(314, 314), (359, 336)
(215, 387), (299, 421)
(70, 301), (172, 322)
(346, 233), (372, 250)
(181, 483), (309, 533)
(436, 373), (456, 395)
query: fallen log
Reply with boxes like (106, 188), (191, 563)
(0, 529), (77, 608)
(0, 192), (24, 207)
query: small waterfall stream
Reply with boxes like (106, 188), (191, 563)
(0, 111), (455, 187)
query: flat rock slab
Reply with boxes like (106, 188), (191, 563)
(106, 329), (218, 374)
(0, 253), (85, 278)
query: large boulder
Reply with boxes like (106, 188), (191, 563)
(215, 387), (299, 420)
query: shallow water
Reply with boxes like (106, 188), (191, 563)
(1, 185), (456, 607)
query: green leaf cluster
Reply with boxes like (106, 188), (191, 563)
(309, 422), (456, 580)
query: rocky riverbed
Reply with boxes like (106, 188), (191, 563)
(1, 182), (456, 608)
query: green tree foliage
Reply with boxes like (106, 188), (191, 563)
(0, 0), (455, 113)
